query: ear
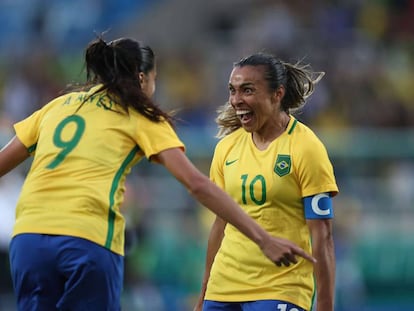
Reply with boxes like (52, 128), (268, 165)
(138, 72), (145, 84)
(273, 85), (285, 102)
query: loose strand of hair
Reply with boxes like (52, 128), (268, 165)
(215, 102), (241, 138)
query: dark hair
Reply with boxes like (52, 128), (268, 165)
(72, 35), (172, 123)
(234, 53), (323, 113)
(138, 45), (155, 74)
(215, 52), (324, 137)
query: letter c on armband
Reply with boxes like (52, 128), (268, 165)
(303, 193), (333, 219)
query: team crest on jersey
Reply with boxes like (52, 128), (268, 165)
(274, 154), (291, 177)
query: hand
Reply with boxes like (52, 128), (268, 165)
(260, 235), (316, 267)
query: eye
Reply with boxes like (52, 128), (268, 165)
(228, 87), (235, 95)
(244, 88), (253, 94)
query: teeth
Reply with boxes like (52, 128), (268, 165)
(236, 110), (251, 116)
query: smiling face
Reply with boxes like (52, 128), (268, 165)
(228, 65), (284, 134)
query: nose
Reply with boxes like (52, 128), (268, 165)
(229, 91), (242, 107)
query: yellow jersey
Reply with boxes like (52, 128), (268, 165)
(205, 117), (338, 310)
(13, 85), (184, 256)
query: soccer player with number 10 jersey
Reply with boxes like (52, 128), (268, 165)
(194, 53), (338, 311)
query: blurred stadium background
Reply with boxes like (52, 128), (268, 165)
(0, 0), (414, 310)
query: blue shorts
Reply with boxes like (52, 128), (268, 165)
(9, 233), (123, 311)
(203, 300), (307, 311)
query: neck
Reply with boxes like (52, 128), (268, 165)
(252, 113), (290, 150)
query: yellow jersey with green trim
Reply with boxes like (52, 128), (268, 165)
(205, 117), (338, 310)
(12, 86), (184, 256)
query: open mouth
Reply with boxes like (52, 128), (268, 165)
(236, 109), (253, 123)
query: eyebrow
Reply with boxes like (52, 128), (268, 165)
(228, 82), (255, 88)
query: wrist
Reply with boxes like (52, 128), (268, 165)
(254, 229), (269, 250)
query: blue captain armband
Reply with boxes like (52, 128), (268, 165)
(303, 193), (333, 219)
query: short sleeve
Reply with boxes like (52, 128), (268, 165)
(13, 105), (52, 153)
(134, 117), (185, 160)
(294, 134), (339, 198)
(209, 143), (225, 189)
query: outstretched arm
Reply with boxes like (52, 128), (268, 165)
(0, 136), (30, 177)
(153, 147), (316, 265)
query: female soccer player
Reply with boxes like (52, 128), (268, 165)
(0, 37), (315, 311)
(195, 53), (339, 311)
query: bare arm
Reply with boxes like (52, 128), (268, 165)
(0, 136), (30, 177)
(153, 148), (316, 265)
(307, 218), (335, 311)
(193, 216), (226, 311)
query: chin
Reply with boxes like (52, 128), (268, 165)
(241, 125), (254, 132)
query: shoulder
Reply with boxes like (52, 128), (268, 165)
(288, 118), (331, 161)
(215, 128), (245, 150)
(129, 109), (171, 129)
(47, 89), (89, 107)
(289, 118), (317, 137)
(290, 118), (325, 147)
